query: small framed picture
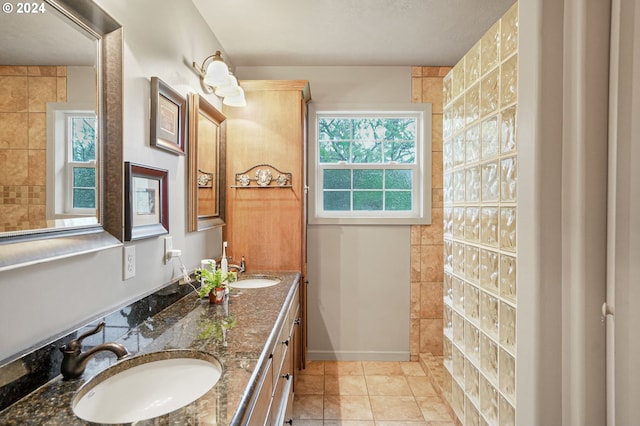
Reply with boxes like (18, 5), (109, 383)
(150, 77), (186, 155)
(125, 162), (169, 241)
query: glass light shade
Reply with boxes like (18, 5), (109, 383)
(215, 75), (241, 97)
(203, 59), (229, 87)
(223, 87), (246, 107)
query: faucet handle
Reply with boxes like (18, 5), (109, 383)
(62, 322), (106, 353)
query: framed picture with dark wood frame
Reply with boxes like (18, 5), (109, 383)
(125, 162), (169, 241)
(150, 76), (186, 155)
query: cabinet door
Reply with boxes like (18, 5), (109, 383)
(272, 320), (289, 391)
(223, 81), (310, 272)
(286, 312), (298, 423)
(249, 358), (273, 426)
(271, 296), (299, 425)
(293, 303), (302, 383)
(272, 330), (294, 425)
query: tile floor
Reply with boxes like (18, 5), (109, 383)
(292, 360), (457, 425)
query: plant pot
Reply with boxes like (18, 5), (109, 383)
(208, 287), (226, 304)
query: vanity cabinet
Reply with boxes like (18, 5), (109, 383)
(272, 291), (299, 424)
(245, 286), (300, 425)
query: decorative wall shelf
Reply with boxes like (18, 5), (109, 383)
(231, 163), (293, 188)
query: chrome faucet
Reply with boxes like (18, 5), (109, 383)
(228, 255), (246, 273)
(60, 322), (129, 380)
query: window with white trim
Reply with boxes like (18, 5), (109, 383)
(309, 104), (432, 225)
(65, 113), (97, 213)
(47, 104), (98, 219)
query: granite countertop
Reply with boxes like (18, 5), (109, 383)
(0, 271), (300, 425)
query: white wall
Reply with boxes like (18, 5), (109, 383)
(236, 66), (414, 359)
(517, 0), (608, 424)
(0, 0), (228, 363)
(67, 66), (96, 104)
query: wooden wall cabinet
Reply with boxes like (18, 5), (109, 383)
(223, 80), (310, 371)
(223, 80), (310, 271)
(245, 286), (300, 425)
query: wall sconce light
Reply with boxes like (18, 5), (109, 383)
(192, 51), (246, 107)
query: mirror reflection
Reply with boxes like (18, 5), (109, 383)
(0, 2), (99, 235)
(188, 93), (226, 231)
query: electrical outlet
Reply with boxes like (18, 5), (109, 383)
(123, 245), (135, 280)
(164, 236), (172, 264)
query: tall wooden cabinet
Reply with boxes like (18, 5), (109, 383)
(223, 80), (310, 370)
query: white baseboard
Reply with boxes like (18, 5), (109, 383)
(307, 350), (410, 361)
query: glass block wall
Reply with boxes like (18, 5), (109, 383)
(442, 2), (518, 425)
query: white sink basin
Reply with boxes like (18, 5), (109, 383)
(233, 275), (281, 288)
(72, 350), (222, 424)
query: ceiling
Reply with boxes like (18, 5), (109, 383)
(0, 0), (515, 68)
(191, 0), (516, 67)
(0, 5), (96, 66)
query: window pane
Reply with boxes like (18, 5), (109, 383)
(73, 188), (96, 208)
(319, 118), (351, 141)
(73, 167), (95, 187)
(71, 117), (97, 162)
(352, 140), (382, 163)
(323, 169), (351, 189)
(384, 118), (416, 141)
(353, 118), (385, 140)
(353, 191), (383, 210)
(386, 191), (412, 210)
(385, 169), (412, 189)
(324, 191), (350, 210)
(353, 169), (383, 189)
(319, 141), (350, 163)
(384, 142), (416, 163)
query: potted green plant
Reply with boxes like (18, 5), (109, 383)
(195, 267), (236, 304)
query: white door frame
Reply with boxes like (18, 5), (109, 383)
(606, 0), (640, 423)
(561, 0), (610, 424)
(605, 0), (621, 422)
(517, 0), (610, 424)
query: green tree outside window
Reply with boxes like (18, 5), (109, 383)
(69, 116), (97, 209)
(318, 116), (416, 212)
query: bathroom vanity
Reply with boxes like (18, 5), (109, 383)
(245, 284), (299, 425)
(0, 272), (301, 425)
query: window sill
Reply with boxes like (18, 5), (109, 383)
(309, 214), (431, 226)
